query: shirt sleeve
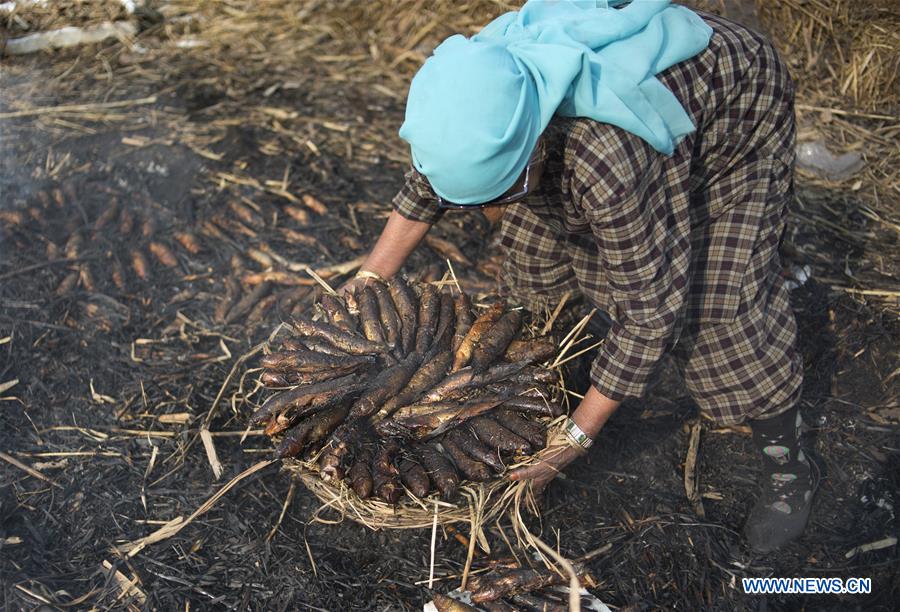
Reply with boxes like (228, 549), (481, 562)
(392, 167), (445, 225)
(575, 126), (689, 402)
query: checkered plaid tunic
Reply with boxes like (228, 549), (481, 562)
(393, 13), (802, 424)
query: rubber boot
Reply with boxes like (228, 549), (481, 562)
(744, 405), (816, 552)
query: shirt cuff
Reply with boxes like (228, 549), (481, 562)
(392, 169), (444, 225)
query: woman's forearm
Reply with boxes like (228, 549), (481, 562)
(570, 385), (620, 439)
(361, 210), (432, 279)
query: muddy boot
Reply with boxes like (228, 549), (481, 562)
(744, 405), (816, 552)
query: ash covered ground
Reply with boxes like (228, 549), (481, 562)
(1, 3), (898, 610)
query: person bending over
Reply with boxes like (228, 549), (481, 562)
(347, 0), (813, 553)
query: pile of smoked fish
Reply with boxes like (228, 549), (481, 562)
(249, 277), (563, 504)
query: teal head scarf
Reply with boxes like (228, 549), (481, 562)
(399, 0), (713, 205)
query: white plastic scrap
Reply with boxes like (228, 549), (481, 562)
(551, 586), (612, 612)
(423, 589), (474, 612)
(4, 21), (137, 55)
(784, 264), (812, 291)
(2, 0), (138, 56)
(796, 140), (865, 181)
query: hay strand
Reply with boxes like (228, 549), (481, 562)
(0, 96), (157, 119)
(118, 459), (276, 558)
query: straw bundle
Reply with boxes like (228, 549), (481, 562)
(248, 279), (583, 528)
(285, 417), (567, 531)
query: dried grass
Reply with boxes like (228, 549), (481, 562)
(284, 416), (568, 531)
(758, 0), (900, 111)
(3, 1), (895, 291)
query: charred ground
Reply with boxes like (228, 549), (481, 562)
(1, 2), (898, 611)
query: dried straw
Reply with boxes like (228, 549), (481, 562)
(117, 459), (276, 558)
(758, 0), (899, 111)
(283, 415), (570, 536)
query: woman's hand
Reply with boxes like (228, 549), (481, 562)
(337, 271), (382, 297)
(507, 385), (621, 498)
(508, 440), (584, 498)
